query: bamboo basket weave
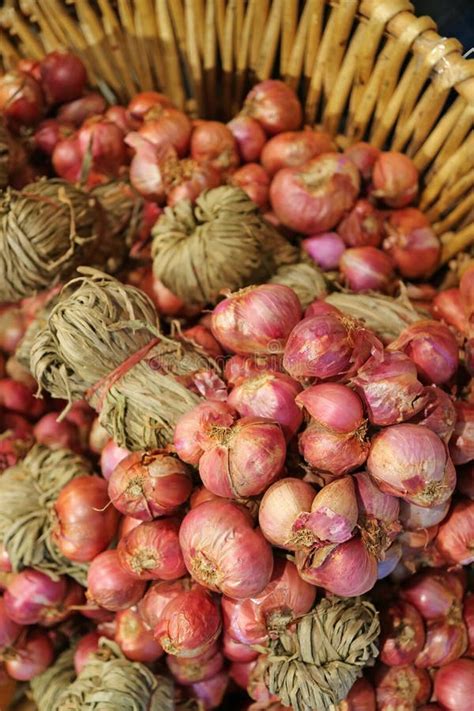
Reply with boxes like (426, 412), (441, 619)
(0, 0), (473, 267)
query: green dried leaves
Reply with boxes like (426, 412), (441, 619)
(270, 262), (327, 309)
(31, 647), (77, 711)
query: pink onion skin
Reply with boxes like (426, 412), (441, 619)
(117, 518), (186, 581)
(302, 232), (346, 271)
(57, 93), (106, 126)
(128, 91), (173, 121)
(0, 598), (22, 651)
(0, 379), (46, 419)
(138, 579), (189, 630)
(86, 549), (146, 611)
(167, 649), (224, 685)
(415, 618), (468, 669)
(296, 538), (378, 597)
(380, 601), (425, 667)
(340, 247), (394, 293)
(345, 142), (380, 181)
(433, 288), (469, 335)
(52, 136), (83, 182)
(74, 631), (101, 674)
(292, 476), (358, 545)
(224, 354), (283, 388)
(227, 373), (302, 441)
(223, 632), (258, 662)
(100, 440), (130, 481)
(190, 120), (239, 171)
(174, 401), (236, 466)
(296, 383), (364, 432)
(32, 412), (81, 452)
(221, 558), (316, 646)
(435, 500), (474, 565)
(383, 208), (440, 279)
(464, 593), (474, 658)
(4, 630), (54, 681)
(460, 264), (474, 320)
(337, 199), (384, 248)
(389, 320), (459, 386)
(375, 665), (431, 711)
(191, 669), (229, 710)
(351, 351), (428, 426)
(299, 420), (369, 476)
(399, 499), (450, 531)
(401, 569), (464, 621)
(258, 478), (316, 550)
(166, 160), (222, 206)
(115, 607), (163, 662)
(230, 163), (270, 208)
(189, 487), (224, 510)
(39, 51), (87, 104)
(434, 658), (474, 710)
(0, 71), (45, 128)
(227, 115), (267, 162)
(78, 117), (126, 175)
(377, 542), (402, 580)
(339, 677), (376, 711)
(139, 108), (192, 157)
(304, 300), (341, 320)
(372, 151), (418, 208)
(449, 402), (474, 465)
(154, 587), (221, 658)
(260, 129), (335, 175)
(34, 118), (74, 155)
(270, 153), (360, 234)
(179, 501), (274, 599)
(4, 570), (67, 625)
(211, 284), (302, 356)
(243, 80), (302, 135)
(354, 470), (400, 526)
(367, 424), (456, 508)
(410, 386), (457, 444)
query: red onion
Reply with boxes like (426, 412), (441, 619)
(338, 200), (384, 248)
(436, 500), (474, 565)
(224, 354), (283, 388)
(230, 163), (270, 208)
(434, 658), (474, 710)
(33, 412), (81, 452)
(351, 351), (427, 426)
(302, 232), (346, 270)
(126, 134), (174, 200)
(115, 607), (163, 662)
(299, 417), (369, 476)
(117, 517), (185, 581)
(106, 105), (137, 133)
(154, 587), (221, 657)
(345, 142), (380, 181)
(222, 558), (316, 646)
(0, 306), (25, 354)
(119, 515), (142, 539)
(261, 128), (334, 175)
(227, 372), (302, 441)
(198, 416), (286, 498)
(460, 264), (474, 320)
(270, 153), (360, 234)
(88, 418), (109, 454)
(165, 158), (222, 206)
(191, 669), (229, 709)
(52, 135), (83, 182)
(128, 91), (173, 121)
(223, 632), (257, 662)
(181, 325), (223, 359)
(243, 80), (302, 134)
(57, 93), (106, 126)
(74, 631), (100, 674)
(367, 424), (456, 507)
(389, 320), (458, 386)
(174, 401), (236, 466)
(179, 500), (273, 598)
(190, 120), (239, 171)
(339, 677), (376, 711)
(4, 569), (67, 625)
(375, 665), (431, 710)
(383, 208), (440, 279)
(167, 649), (224, 684)
(0, 379), (45, 419)
(416, 618), (467, 668)
(34, 119), (74, 155)
(0, 430), (33, 474)
(211, 284), (302, 356)
(400, 499), (450, 531)
(0, 71), (44, 128)
(380, 601), (425, 666)
(411, 386), (457, 443)
(86, 549), (146, 611)
(377, 542), (403, 580)
(296, 537), (378, 596)
(138, 579), (189, 630)
(433, 289), (468, 335)
(340, 247), (394, 293)
(400, 526), (439, 550)
(4, 629), (54, 681)
(100, 440), (130, 480)
(108, 450), (192, 520)
(401, 569), (464, 621)
(54, 475), (119, 562)
(450, 402), (474, 465)
(258, 478), (316, 550)
(78, 117), (126, 174)
(139, 108), (191, 157)
(372, 151), (418, 207)
(17, 58), (41, 80)
(39, 51), (87, 104)
(227, 115), (267, 162)
(0, 597), (22, 651)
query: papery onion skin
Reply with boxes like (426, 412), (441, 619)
(78, 117), (126, 174)
(296, 382), (364, 432)
(224, 354), (283, 388)
(375, 664), (431, 711)
(174, 401), (236, 466)
(0, 71), (44, 128)
(435, 500), (474, 565)
(4, 630), (54, 681)
(227, 373), (302, 441)
(227, 115), (267, 162)
(258, 478), (316, 550)
(243, 80), (303, 135)
(179, 500), (274, 598)
(338, 677), (376, 711)
(449, 402), (474, 465)
(154, 587), (221, 658)
(57, 93), (106, 126)
(340, 247), (394, 293)
(167, 649), (224, 684)
(4, 570), (67, 625)
(464, 594), (474, 657)
(270, 153), (360, 234)
(433, 288), (469, 335)
(401, 569), (464, 621)
(296, 538), (378, 597)
(353, 471), (400, 551)
(345, 142), (380, 181)
(337, 199), (384, 248)
(293, 476), (358, 546)
(139, 108), (192, 157)
(415, 618), (468, 669)
(302, 232), (346, 271)
(383, 208), (440, 279)
(229, 163), (270, 209)
(211, 284), (302, 356)
(0, 598), (22, 651)
(74, 631), (101, 674)
(86, 549), (146, 611)
(128, 91), (173, 121)
(52, 136), (83, 182)
(399, 499), (450, 531)
(54, 475), (119, 562)
(261, 128), (335, 175)
(34, 118), (74, 155)
(191, 669), (229, 710)
(138, 579), (189, 630)
(389, 320), (459, 386)
(115, 607), (163, 662)
(39, 51), (87, 104)
(190, 120), (240, 171)
(372, 151), (418, 208)
(100, 440), (130, 481)
(410, 386), (457, 444)
(223, 632), (258, 662)
(367, 424), (456, 508)
(380, 601), (426, 666)
(117, 518), (186, 581)
(434, 658), (474, 710)
(299, 420), (369, 476)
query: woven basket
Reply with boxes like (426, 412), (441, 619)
(0, 0), (473, 267)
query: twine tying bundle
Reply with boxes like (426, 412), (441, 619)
(270, 262), (327, 309)
(31, 271), (215, 450)
(31, 647), (77, 711)
(0, 444), (92, 583)
(263, 597), (380, 711)
(151, 186), (299, 306)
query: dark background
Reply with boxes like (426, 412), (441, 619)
(413, 0), (474, 53)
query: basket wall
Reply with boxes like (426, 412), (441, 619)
(0, 0), (473, 263)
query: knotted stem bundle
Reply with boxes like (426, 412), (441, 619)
(31, 270), (215, 450)
(264, 596), (380, 711)
(270, 261), (327, 309)
(31, 646), (77, 711)
(0, 444), (91, 583)
(152, 186), (299, 306)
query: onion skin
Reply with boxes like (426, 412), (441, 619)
(0, 597), (22, 651)
(372, 151), (418, 208)
(229, 163), (270, 208)
(383, 208), (440, 279)
(167, 649), (224, 684)
(4, 630), (54, 681)
(367, 424), (456, 508)
(415, 618), (468, 668)
(261, 128), (335, 175)
(464, 594), (474, 658)
(338, 199), (384, 248)
(299, 420), (369, 476)
(410, 386), (457, 444)
(117, 518), (186, 581)
(100, 440), (130, 480)
(138, 579), (189, 630)
(191, 669), (229, 709)
(191, 120), (239, 171)
(375, 664), (431, 711)
(270, 153), (360, 234)
(389, 320), (459, 386)
(340, 247), (394, 293)
(339, 677), (376, 711)
(434, 658), (474, 710)
(224, 354), (283, 388)
(57, 93), (106, 126)
(401, 569), (464, 621)
(52, 136), (83, 182)
(435, 500), (474, 565)
(302, 232), (346, 271)
(0, 71), (44, 128)
(243, 80), (302, 135)
(258, 478), (316, 550)
(433, 288), (469, 335)
(74, 631), (101, 674)
(345, 142), (380, 181)
(293, 476), (358, 545)
(128, 91), (173, 121)
(227, 115), (267, 162)
(380, 601), (426, 666)
(449, 402), (474, 465)
(399, 499), (450, 531)
(223, 632), (258, 662)
(174, 401), (236, 466)
(179, 501), (274, 599)
(140, 108), (192, 157)
(86, 549), (146, 611)
(39, 51), (87, 104)
(4, 570), (67, 625)
(115, 607), (163, 662)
